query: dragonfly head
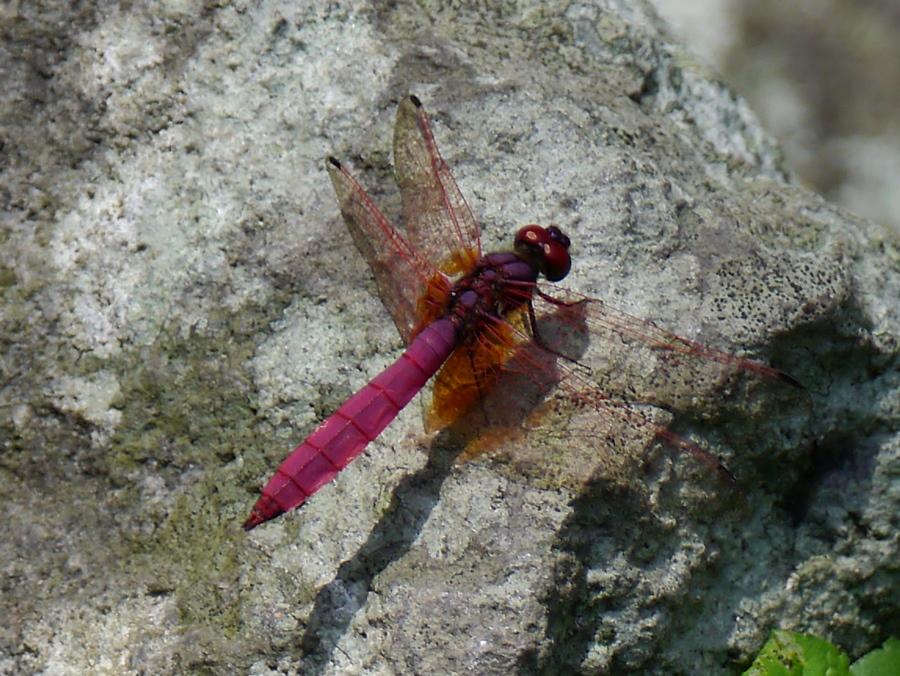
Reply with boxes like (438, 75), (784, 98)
(514, 224), (572, 282)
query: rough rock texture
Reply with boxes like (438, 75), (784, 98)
(1, 1), (896, 674)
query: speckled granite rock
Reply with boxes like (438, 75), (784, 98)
(0, 1), (896, 674)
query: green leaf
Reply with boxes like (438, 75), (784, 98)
(744, 630), (850, 676)
(850, 637), (900, 676)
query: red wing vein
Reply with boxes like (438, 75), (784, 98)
(327, 158), (436, 343)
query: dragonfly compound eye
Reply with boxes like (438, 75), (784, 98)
(515, 224), (572, 282)
(542, 238), (571, 281)
(514, 224), (547, 247)
(547, 225), (571, 250)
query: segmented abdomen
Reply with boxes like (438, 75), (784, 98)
(244, 318), (457, 530)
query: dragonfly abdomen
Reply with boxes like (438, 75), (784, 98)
(244, 318), (457, 530)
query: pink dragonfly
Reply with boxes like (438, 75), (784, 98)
(244, 95), (800, 530)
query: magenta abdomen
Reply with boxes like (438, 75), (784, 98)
(244, 318), (457, 529)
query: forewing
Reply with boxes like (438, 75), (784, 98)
(326, 158), (437, 343)
(393, 96), (481, 273)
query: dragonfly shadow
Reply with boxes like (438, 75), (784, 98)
(297, 423), (476, 672)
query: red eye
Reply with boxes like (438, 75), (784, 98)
(542, 241), (571, 281)
(547, 225), (570, 250)
(514, 224), (572, 282)
(514, 225), (546, 247)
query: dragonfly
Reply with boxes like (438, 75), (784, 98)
(243, 95), (800, 530)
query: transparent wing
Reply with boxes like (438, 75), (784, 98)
(430, 281), (800, 492)
(326, 157), (438, 343)
(393, 96), (482, 274)
(444, 297), (736, 492)
(530, 284), (801, 410)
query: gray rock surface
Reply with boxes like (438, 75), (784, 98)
(1, 1), (896, 674)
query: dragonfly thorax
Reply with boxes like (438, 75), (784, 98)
(440, 250), (540, 336)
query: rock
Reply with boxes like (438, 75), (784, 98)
(0, 1), (895, 674)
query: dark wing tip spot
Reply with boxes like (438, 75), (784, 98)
(778, 370), (806, 390)
(408, 94), (422, 107)
(327, 156), (341, 169)
(718, 459), (737, 485)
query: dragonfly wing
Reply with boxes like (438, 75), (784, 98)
(445, 304), (732, 492)
(393, 96), (482, 273)
(418, 300), (656, 492)
(531, 284), (801, 409)
(425, 307), (528, 433)
(326, 157), (438, 343)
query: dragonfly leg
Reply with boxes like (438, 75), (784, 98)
(527, 298), (588, 369)
(535, 287), (585, 308)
